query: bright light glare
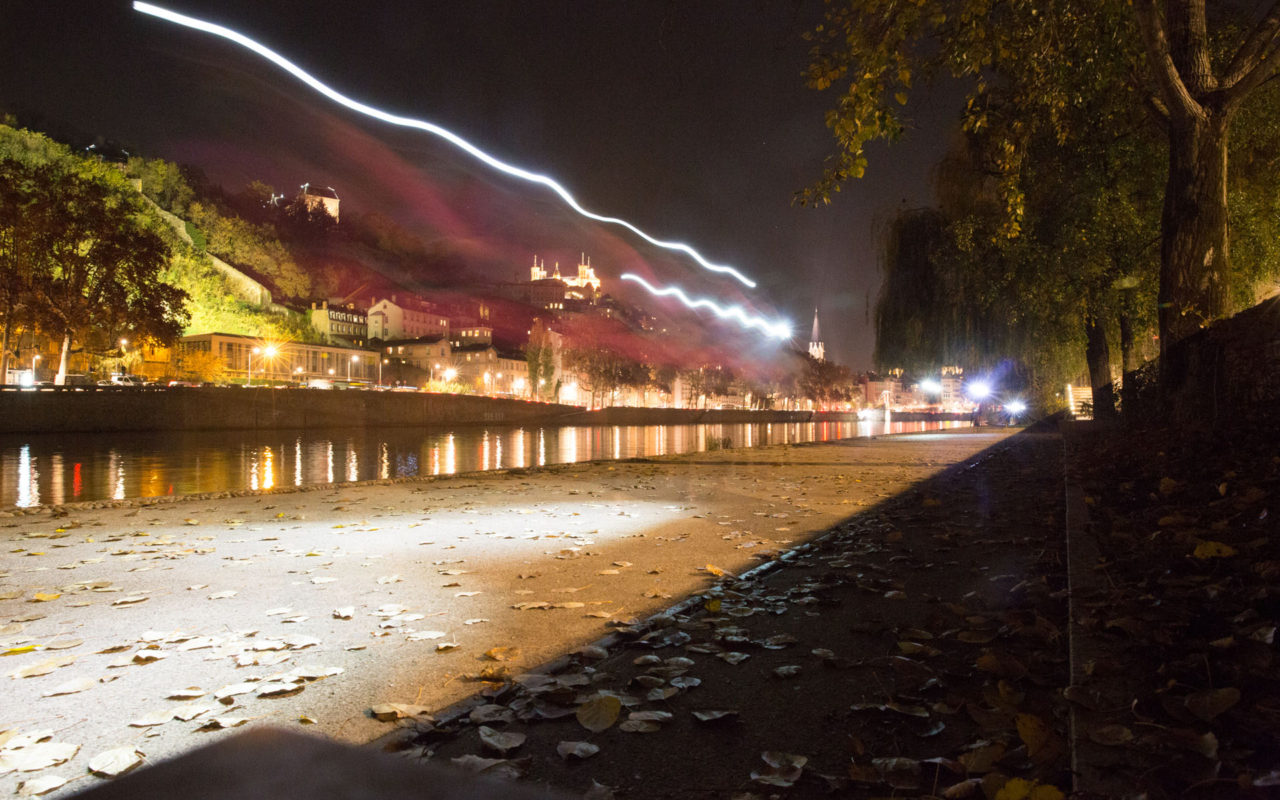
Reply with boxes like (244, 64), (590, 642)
(132, 2), (758, 289)
(919, 379), (942, 394)
(621, 274), (791, 340)
(1006, 400), (1027, 415)
(967, 381), (992, 400)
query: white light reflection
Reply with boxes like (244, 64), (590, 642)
(325, 442), (335, 484)
(111, 450), (125, 500)
(16, 446), (36, 508)
(514, 428), (526, 469)
(444, 434), (456, 475)
(613, 426), (621, 460)
(494, 434), (503, 470)
(346, 444), (359, 482)
(481, 431), (490, 472)
(295, 439), (303, 486)
(537, 429), (546, 467)
(379, 442), (389, 480)
(560, 428), (578, 464)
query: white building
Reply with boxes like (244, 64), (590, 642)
(367, 295), (449, 341)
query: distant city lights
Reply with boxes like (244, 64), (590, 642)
(620, 274), (791, 340)
(1005, 400), (1027, 415)
(132, 2), (760, 290)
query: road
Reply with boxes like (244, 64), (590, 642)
(0, 430), (1010, 796)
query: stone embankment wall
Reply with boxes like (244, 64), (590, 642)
(0, 389), (582, 434)
(0, 391), (866, 434)
(1135, 293), (1280, 427)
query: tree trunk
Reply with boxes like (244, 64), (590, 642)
(1118, 311), (1136, 374)
(1159, 112), (1229, 362)
(55, 331), (71, 386)
(1084, 315), (1116, 420)
(0, 310), (11, 385)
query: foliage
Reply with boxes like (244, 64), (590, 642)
(803, 0), (1280, 358)
(186, 201), (311, 299)
(794, 353), (854, 406)
(524, 322), (556, 399)
(0, 126), (189, 382)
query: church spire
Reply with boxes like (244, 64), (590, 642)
(808, 308), (825, 362)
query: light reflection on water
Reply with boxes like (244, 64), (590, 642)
(0, 420), (968, 508)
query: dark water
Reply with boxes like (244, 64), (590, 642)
(0, 420), (969, 508)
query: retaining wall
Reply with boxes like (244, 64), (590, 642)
(0, 390), (855, 434)
(0, 388), (583, 434)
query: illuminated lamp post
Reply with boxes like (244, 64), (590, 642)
(294, 366), (304, 385)
(262, 345), (277, 384)
(348, 354), (359, 382)
(30, 354), (40, 385)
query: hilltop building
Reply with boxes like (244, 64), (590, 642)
(808, 309), (825, 362)
(298, 183), (340, 222)
(530, 254), (602, 301)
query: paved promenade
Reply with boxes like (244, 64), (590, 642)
(0, 429), (1013, 797)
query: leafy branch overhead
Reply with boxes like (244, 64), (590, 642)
(803, 0), (1280, 361)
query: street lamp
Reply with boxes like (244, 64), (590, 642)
(443, 367), (457, 384)
(348, 354), (358, 381)
(294, 365), (304, 385)
(262, 345), (277, 384)
(249, 346), (260, 386)
(30, 354), (40, 385)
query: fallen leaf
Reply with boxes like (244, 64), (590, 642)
(1184, 687), (1240, 722)
(1193, 541), (1237, 559)
(41, 677), (96, 697)
(1087, 724), (1133, 746)
(16, 774), (68, 795)
(30, 593), (59, 603)
(10, 654), (76, 679)
(370, 703), (432, 722)
(478, 726), (526, 755)
(691, 709), (739, 723)
(0, 742), (78, 772)
(1015, 713), (1052, 757)
(576, 693), (622, 732)
(557, 741), (599, 760)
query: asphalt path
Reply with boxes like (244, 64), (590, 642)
(0, 429), (1011, 797)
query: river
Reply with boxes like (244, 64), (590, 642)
(0, 419), (969, 508)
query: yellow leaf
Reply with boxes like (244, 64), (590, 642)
(1193, 541), (1236, 559)
(705, 598), (722, 613)
(894, 91), (908, 105)
(1029, 785), (1065, 800)
(1016, 713), (1051, 756)
(705, 564), (726, 577)
(575, 694), (621, 732)
(3, 646), (38, 656)
(996, 777), (1032, 800)
(32, 593), (60, 602)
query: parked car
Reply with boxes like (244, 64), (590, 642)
(167, 380), (201, 388)
(106, 374), (145, 387)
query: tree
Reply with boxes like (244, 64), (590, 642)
(25, 166), (188, 383)
(803, 0), (1280, 372)
(0, 160), (42, 383)
(524, 321), (556, 399)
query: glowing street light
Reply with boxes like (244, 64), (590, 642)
(919, 378), (942, 395)
(348, 354), (359, 381)
(967, 380), (992, 400)
(249, 346), (260, 386)
(443, 367), (457, 383)
(1006, 399), (1027, 416)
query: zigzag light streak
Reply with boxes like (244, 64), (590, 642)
(132, 2), (758, 289)
(622, 274), (791, 340)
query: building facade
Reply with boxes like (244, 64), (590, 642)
(367, 296), (449, 341)
(309, 301), (368, 346)
(180, 332), (377, 384)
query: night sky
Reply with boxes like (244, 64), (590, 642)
(2, 1), (960, 368)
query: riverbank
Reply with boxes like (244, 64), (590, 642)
(0, 385), (971, 435)
(0, 428), (1011, 798)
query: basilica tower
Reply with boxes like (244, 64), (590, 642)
(808, 308), (825, 361)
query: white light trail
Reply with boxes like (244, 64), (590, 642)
(132, 2), (758, 289)
(621, 274), (791, 340)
